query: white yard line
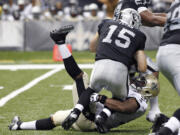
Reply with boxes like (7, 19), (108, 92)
(0, 68), (63, 107)
(0, 64), (93, 70)
(0, 64), (94, 107)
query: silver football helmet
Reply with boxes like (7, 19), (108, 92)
(119, 8), (141, 29)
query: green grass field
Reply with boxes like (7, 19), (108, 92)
(0, 50), (180, 135)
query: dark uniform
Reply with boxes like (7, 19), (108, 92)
(157, 0), (180, 95)
(113, 0), (150, 21)
(90, 19), (146, 100)
(160, 1), (180, 46)
(96, 19), (146, 69)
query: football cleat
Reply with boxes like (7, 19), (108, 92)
(62, 110), (79, 130)
(95, 115), (109, 133)
(50, 25), (74, 44)
(150, 114), (169, 133)
(9, 116), (22, 130)
(149, 127), (177, 135)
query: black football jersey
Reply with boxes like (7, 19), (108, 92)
(95, 19), (146, 69)
(160, 1), (180, 46)
(113, 0), (150, 20)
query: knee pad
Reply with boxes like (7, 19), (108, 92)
(52, 109), (72, 126)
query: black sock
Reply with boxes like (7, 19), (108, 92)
(75, 77), (85, 97)
(63, 56), (82, 79)
(159, 127), (173, 135)
(100, 111), (108, 119)
(173, 108), (180, 121)
(36, 117), (56, 130)
(100, 107), (111, 119)
(78, 87), (95, 108)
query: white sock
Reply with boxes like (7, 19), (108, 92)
(164, 117), (180, 133)
(58, 44), (71, 59)
(75, 104), (84, 112)
(20, 120), (37, 130)
(149, 96), (160, 112)
(103, 108), (111, 117)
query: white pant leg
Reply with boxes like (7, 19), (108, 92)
(157, 45), (180, 95)
(90, 59), (128, 100)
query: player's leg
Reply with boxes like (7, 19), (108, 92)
(9, 109), (76, 130)
(50, 25), (85, 97)
(147, 96), (161, 122)
(62, 60), (112, 130)
(157, 45), (180, 95)
(72, 72), (89, 105)
(145, 56), (161, 122)
(9, 116), (56, 130)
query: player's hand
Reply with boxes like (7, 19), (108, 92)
(90, 93), (100, 102)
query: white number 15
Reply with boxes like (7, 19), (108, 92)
(102, 25), (135, 48)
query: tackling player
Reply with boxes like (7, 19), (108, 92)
(9, 74), (159, 133)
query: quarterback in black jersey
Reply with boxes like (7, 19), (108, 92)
(90, 0), (166, 123)
(61, 8), (147, 133)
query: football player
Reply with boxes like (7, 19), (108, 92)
(59, 8), (147, 132)
(90, 0), (165, 122)
(150, 0), (180, 134)
(9, 74), (159, 133)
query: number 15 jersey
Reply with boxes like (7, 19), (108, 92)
(95, 19), (146, 69)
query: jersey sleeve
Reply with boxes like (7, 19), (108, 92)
(128, 87), (148, 113)
(138, 32), (146, 50)
(98, 19), (109, 35)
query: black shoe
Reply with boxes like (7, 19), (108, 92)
(95, 115), (109, 133)
(50, 25), (74, 44)
(62, 110), (79, 130)
(150, 113), (169, 133)
(9, 116), (22, 130)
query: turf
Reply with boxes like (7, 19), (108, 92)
(0, 50), (180, 135)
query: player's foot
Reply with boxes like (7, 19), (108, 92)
(95, 115), (109, 133)
(147, 109), (161, 122)
(62, 110), (79, 130)
(9, 116), (22, 130)
(150, 113), (169, 133)
(50, 25), (74, 44)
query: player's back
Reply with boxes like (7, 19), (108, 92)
(96, 19), (146, 69)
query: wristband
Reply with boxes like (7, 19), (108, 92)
(99, 95), (107, 104)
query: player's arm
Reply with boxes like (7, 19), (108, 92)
(135, 50), (147, 73)
(89, 32), (99, 52)
(104, 97), (139, 113)
(153, 13), (167, 17)
(140, 10), (167, 27)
